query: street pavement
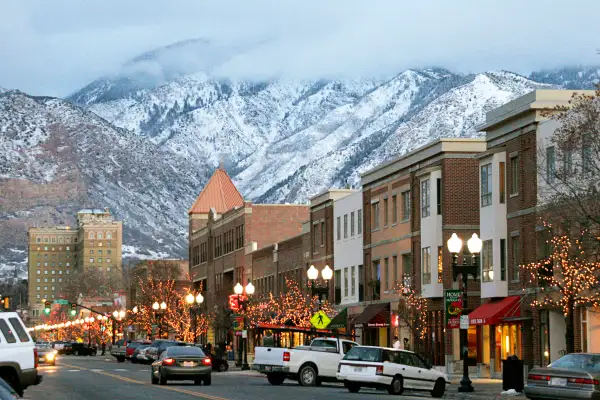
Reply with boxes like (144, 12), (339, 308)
(23, 355), (526, 400)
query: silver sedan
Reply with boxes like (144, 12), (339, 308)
(151, 346), (212, 386)
(525, 353), (600, 400)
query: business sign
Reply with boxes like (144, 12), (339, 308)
(445, 289), (462, 329)
(460, 315), (470, 330)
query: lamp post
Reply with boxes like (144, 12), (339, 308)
(185, 292), (204, 343)
(307, 264), (333, 306)
(447, 232), (482, 393)
(112, 309), (126, 343)
(233, 282), (255, 370)
(152, 301), (167, 339)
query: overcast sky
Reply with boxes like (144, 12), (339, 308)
(1, 0), (598, 97)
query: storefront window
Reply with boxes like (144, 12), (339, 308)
(540, 311), (550, 365)
(495, 324), (523, 371)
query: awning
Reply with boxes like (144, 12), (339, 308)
(328, 308), (348, 329)
(354, 303), (390, 328)
(469, 296), (521, 326)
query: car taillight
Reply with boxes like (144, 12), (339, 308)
(376, 365), (383, 375)
(528, 374), (550, 381)
(162, 358), (175, 366)
(34, 348), (38, 368)
(283, 351), (290, 362)
(568, 377), (599, 385)
(202, 357), (211, 365)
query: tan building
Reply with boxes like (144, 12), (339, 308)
(27, 208), (123, 323)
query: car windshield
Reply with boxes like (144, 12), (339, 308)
(550, 354), (600, 372)
(167, 346), (205, 357)
(343, 347), (382, 362)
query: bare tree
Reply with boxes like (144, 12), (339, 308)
(59, 267), (124, 301)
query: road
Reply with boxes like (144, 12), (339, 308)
(23, 355), (444, 400)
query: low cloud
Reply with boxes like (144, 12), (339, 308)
(0, 0), (598, 96)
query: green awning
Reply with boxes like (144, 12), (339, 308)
(327, 308), (348, 329)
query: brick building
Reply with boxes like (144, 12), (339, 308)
(475, 89), (599, 378)
(188, 167), (309, 345)
(360, 138), (486, 368)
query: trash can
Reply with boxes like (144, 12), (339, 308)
(502, 355), (524, 392)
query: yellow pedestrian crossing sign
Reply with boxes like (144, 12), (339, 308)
(310, 310), (331, 329)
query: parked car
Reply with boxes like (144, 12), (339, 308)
(110, 339), (130, 362)
(133, 345), (152, 364)
(35, 343), (57, 366)
(59, 342), (74, 355)
(151, 346), (212, 386)
(146, 340), (185, 361)
(253, 337), (358, 386)
(127, 340), (152, 362)
(71, 342), (97, 356)
(336, 345), (449, 397)
(0, 312), (42, 396)
(524, 353), (600, 400)
(0, 377), (18, 400)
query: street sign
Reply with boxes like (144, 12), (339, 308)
(445, 290), (462, 329)
(460, 315), (469, 330)
(242, 330), (248, 339)
(54, 299), (69, 305)
(310, 310), (331, 329)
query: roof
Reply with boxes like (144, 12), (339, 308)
(188, 168), (244, 215)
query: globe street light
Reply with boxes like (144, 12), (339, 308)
(306, 264), (334, 305)
(186, 291), (205, 343)
(447, 232), (482, 393)
(233, 282), (254, 370)
(152, 302), (159, 311)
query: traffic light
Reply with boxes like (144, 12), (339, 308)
(44, 301), (51, 315)
(1, 296), (9, 311)
(70, 303), (77, 316)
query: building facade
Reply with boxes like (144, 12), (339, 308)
(360, 138), (486, 368)
(475, 89), (599, 377)
(75, 209), (123, 274)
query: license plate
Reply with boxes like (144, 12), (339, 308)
(551, 377), (567, 386)
(353, 367), (365, 373)
(183, 361), (196, 367)
(264, 366), (272, 371)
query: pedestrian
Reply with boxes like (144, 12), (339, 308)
(101, 341), (106, 356)
(403, 338), (410, 350)
(392, 336), (401, 349)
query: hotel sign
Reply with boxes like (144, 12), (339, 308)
(445, 289), (462, 329)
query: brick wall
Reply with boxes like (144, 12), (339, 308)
(252, 205), (309, 249)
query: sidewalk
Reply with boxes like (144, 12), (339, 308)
(445, 377), (526, 399)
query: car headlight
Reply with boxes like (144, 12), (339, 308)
(46, 352), (55, 360)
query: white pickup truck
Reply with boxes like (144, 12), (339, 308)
(253, 337), (358, 386)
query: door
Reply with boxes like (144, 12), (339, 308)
(406, 353), (432, 390)
(395, 352), (424, 390)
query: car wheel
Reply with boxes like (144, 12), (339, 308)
(158, 370), (167, 386)
(345, 382), (361, 393)
(430, 378), (445, 398)
(203, 375), (211, 386)
(267, 373), (286, 385)
(131, 358), (137, 364)
(117, 357), (125, 363)
(298, 364), (317, 386)
(151, 371), (158, 385)
(194, 378), (202, 385)
(388, 375), (404, 395)
(218, 363), (227, 372)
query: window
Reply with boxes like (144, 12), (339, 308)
(89, 258), (94, 263)
(36, 238), (41, 243)
(36, 294), (40, 299)
(344, 268), (349, 297)
(351, 266), (356, 296)
(58, 278), (62, 282)
(500, 239), (506, 281)
(51, 278), (55, 283)
(320, 222), (325, 246)
(344, 214), (348, 238)
(98, 249), (102, 255)
(44, 286), (48, 290)
(89, 232), (94, 239)
(481, 163), (492, 207)
(437, 246), (443, 283)
(51, 237), (55, 243)
(422, 247), (431, 285)
(107, 250), (111, 255)
(36, 262), (40, 267)
(499, 162), (506, 203)
(392, 195), (398, 223)
(0, 320), (17, 343)
(421, 180), (430, 217)
(512, 237), (520, 281)
(402, 254), (412, 287)
(107, 267), (111, 272)
(44, 270), (48, 275)
(384, 198), (389, 226)
(313, 224), (319, 252)
(546, 146), (556, 183)
(107, 232), (112, 240)
(337, 217), (341, 240)
(357, 210), (362, 234)
(36, 278), (40, 283)
(98, 258), (103, 263)
(36, 270), (40, 275)
(384, 257), (390, 290)
(564, 148), (573, 176)
(436, 178), (442, 214)
(510, 156), (519, 194)
(97, 233), (103, 239)
(36, 286), (40, 291)
(393, 256), (398, 287)
(481, 240), (493, 282)
(51, 270), (55, 275)
(372, 202), (380, 229)
(44, 278), (48, 282)
(106, 258), (111, 263)
(350, 212), (355, 236)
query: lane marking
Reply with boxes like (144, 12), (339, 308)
(60, 363), (230, 400)
(91, 369), (103, 372)
(113, 369), (127, 372)
(67, 369), (80, 372)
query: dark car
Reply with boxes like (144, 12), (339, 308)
(525, 353), (600, 400)
(36, 343), (57, 366)
(192, 345), (228, 372)
(131, 344), (151, 364)
(0, 377), (18, 400)
(151, 346), (211, 386)
(71, 342), (97, 356)
(126, 340), (152, 362)
(147, 340), (186, 360)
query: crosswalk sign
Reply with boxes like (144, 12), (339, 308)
(310, 310), (331, 329)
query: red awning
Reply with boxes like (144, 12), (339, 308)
(468, 296), (521, 326)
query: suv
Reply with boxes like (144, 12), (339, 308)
(0, 312), (42, 396)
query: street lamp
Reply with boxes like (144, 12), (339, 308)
(234, 282), (254, 370)
(307, 264), (333, 305)
(152, 301), (167, 339)
(185, 291), (204, 343)
(447, 232), (482, 393)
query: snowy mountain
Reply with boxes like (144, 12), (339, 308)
(0, 90), (213, 278)
(3, 37), (599, 280)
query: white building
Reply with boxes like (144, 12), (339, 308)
(333, 190), (363, 305)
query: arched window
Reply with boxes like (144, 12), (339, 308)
(98, 233), (103, 239)
(89, 232), (95, 239)
(107, 232), (112, 240)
